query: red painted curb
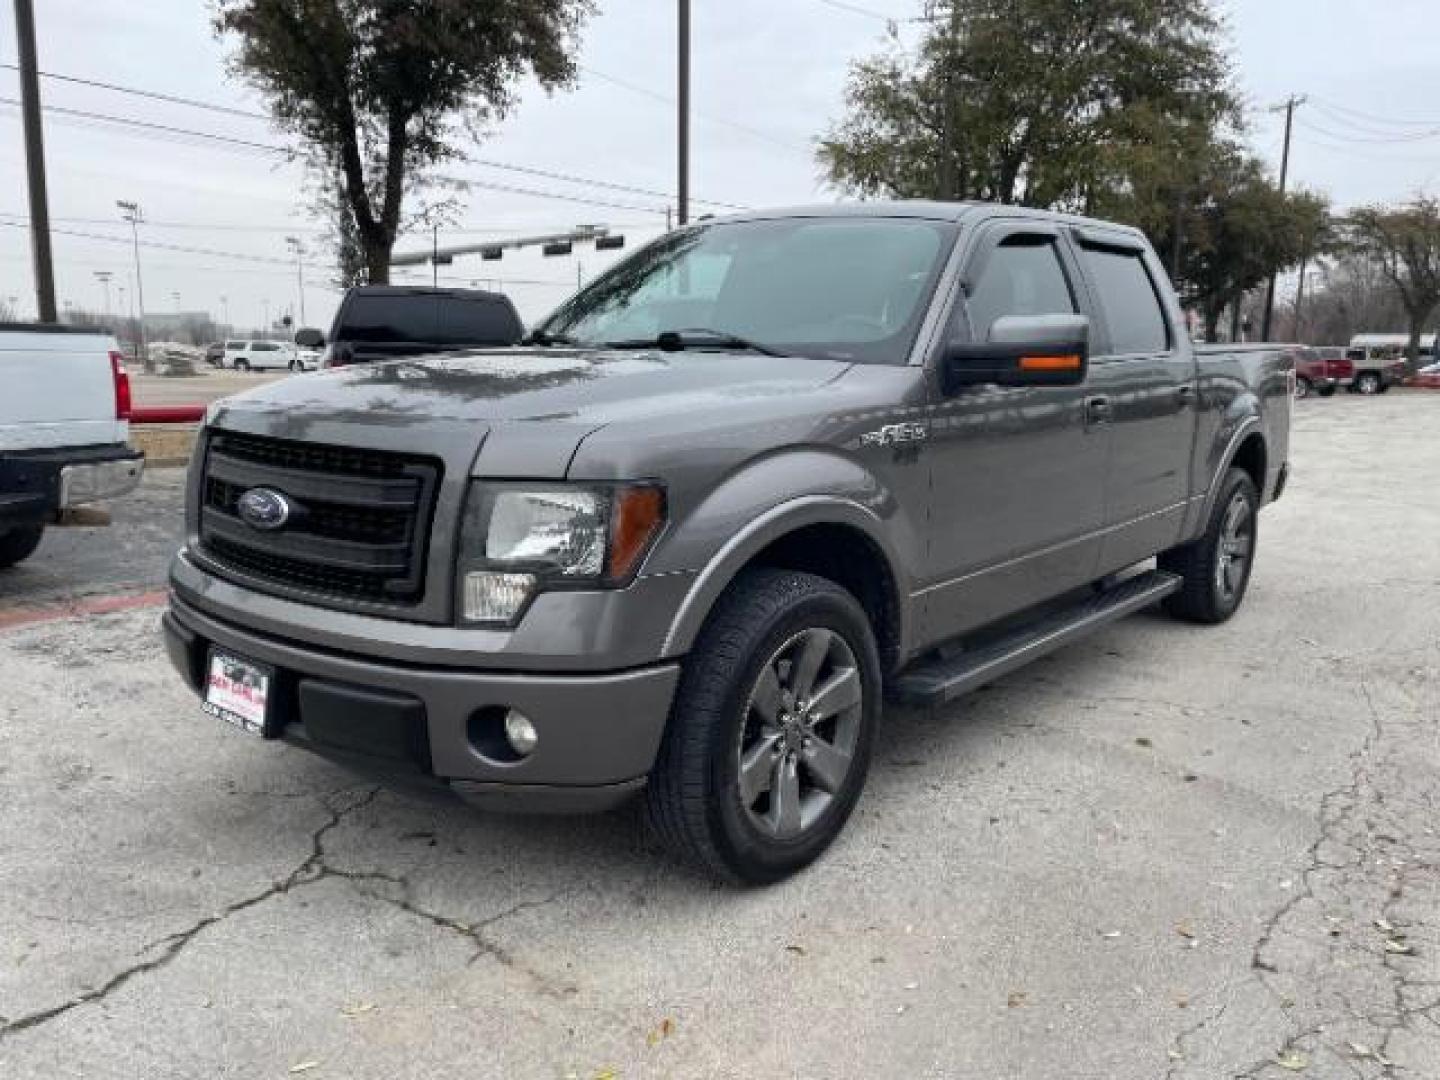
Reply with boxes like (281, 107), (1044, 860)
(131, 405), (206, 424)
(0, 589), (168, 631)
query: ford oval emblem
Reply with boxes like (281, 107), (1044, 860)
(237, 487), (292, 531)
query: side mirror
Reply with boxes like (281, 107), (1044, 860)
(942, 313), (1089, 393)
(294, 327), (325, 348)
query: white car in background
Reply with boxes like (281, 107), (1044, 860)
(222, 339), (305, 372)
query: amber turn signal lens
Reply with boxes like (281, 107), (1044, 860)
(1018, 354), (1082, 371)
(608, 485), (666, 581)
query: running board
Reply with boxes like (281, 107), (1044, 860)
(891, 570), (1181, 707)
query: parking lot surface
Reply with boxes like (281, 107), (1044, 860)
(1, 393), (1437, 1079)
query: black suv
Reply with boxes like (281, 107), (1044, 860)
(295, 285), (525, 369)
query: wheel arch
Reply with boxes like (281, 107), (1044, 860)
(660, 497), (910, 676)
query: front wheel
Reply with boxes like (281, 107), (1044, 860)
(1355, 372), (1381, 394)
(645, 568), (881, 884)
(0, 524), (45, 569)
(233, 358), (250, 372)
(1159, 468), (1259, 624)
(1317, 383), (1337, 397)
(1294, 377), (1312, 400)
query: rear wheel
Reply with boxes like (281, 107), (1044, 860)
(645, 568), (881, 884)
(0, 524), (45, 569)
(1317, 383), (1337, 397)
(1159, 468), (1259, 624)
(233, 358), (250, 372)
(1294, 377), (1312, 399)
(1356, 371), (1381, 394)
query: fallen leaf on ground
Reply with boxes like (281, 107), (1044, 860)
(289, 1064), (320, 1075)
(1099, 930), (1122, 939)
(593, 1069), (617, 1080)
(1134, 737), (1152, 748)
(1374, 917), (1394, 933)
(1007, 991), (1027, 1008)
(784, 944), (806, 956)
(340, 1002), (376, 1018)
(1174, 994), (1189, 1009)
(1175, 921), (1196, 940)
(645, 1018), (676, 1047)
(1275, 1051), (1308, 1071)
(1346, 1042), (1373, 1059)
(1384, 939), (1415, 955)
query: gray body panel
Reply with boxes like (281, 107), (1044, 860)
(168, 201), (1292, 796)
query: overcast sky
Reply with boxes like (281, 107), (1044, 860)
(3, 0), (1438, 331)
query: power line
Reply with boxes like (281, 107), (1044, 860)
(0, 62), (270, 120)
(579, 66), (810, 154)
(1298, 114), (1440, 145)
(0, 218), (336, 271)
(0, 96), (289, 155)
(0, 97), (737, 214)
(1307, 94), (1440, 129)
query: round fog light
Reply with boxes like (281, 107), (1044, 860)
(503, 709), (539, 757)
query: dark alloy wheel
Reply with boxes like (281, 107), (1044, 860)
(1159, 467), (1260, 624)
(645, 568), (880, 884)
(737, 626), (864, 841)
(1356, 371), (1381, 394)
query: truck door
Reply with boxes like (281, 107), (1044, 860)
(920, 222), (1108, 643)
(1074, 234), (1197, 571)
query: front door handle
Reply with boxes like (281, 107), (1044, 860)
(1084, 395), (1112, 426)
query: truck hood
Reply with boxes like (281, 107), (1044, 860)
(207, 346), (852, 476)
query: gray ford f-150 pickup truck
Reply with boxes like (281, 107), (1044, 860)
(164, 202), (1292, 883)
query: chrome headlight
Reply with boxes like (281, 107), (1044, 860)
(458, 483), (666, 624)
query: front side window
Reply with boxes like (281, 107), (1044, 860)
(1081, 246), (1170, 355)
(964, 235), (1077, 339)
(541, 217), (957, 364)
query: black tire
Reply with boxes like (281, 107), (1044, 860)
(1294, 377), (1312, 400)
(645, 568), (882, 885)
(1159, 467), (1259, 624)
(1355, 371), (1381, 394)
(234, 358), (250, 372)
(0, 524), (44, 570)
(1317, 384), (1337, 397)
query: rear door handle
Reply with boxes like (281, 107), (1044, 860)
(1084, 395), (1112, 426)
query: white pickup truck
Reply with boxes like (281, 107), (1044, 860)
(0, 324), (145, 569)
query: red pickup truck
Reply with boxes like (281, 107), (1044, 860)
(1293, 346), (1406, 398)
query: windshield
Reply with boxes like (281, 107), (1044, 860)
(541, 216), (956, 364)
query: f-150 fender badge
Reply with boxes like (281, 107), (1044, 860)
(860, 421), (928, 448)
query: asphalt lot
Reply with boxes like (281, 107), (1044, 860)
(1, 393), (1437, 1078)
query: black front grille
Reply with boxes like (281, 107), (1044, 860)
(199, 432), (441, 606)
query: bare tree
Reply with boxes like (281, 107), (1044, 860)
(1344, 196), (1440, 368)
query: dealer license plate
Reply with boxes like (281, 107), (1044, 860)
(202, 649), (274, 736)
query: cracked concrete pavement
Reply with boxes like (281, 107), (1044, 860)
(1, 392), (1437, 1078)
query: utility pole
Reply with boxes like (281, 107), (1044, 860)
(14, 0), (56, 322)
(677, 0), (690, 225)
(117, 201), (149, 369)
(286, 236), (306, 326)
(1261, 94), (1306, 341)
(937, 0), (962, 199)
(220, 294), (229, 332)
(94, 271), (112, 320)
(431, 224), (439, 287)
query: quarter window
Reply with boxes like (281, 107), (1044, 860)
(965, 236), (1076, 340)
(1081, 246), (1170, 355)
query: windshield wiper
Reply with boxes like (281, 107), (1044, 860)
(522, 328), (580, 347)
(604, 328), (786, 357)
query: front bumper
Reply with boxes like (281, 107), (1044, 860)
(163, 593), (681, 812)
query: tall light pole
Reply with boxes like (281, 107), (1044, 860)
(220, 294), (229, 332)
(117, 200), (149, 369)
(14, 0), (56, 322)
(285, 236), (306, 326)
(677, 0), (690, 225)
(261, 298), (270, 338)
(94, 270), (112, 320)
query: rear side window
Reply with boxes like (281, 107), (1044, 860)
(434, 296), (523, 346)
(251, 343), (281, 352)
(1081, 246), (1170, 355)
(965, 235), (1076, 339)
(339, 295), (437, 343)
(225, 340), (246, 350)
